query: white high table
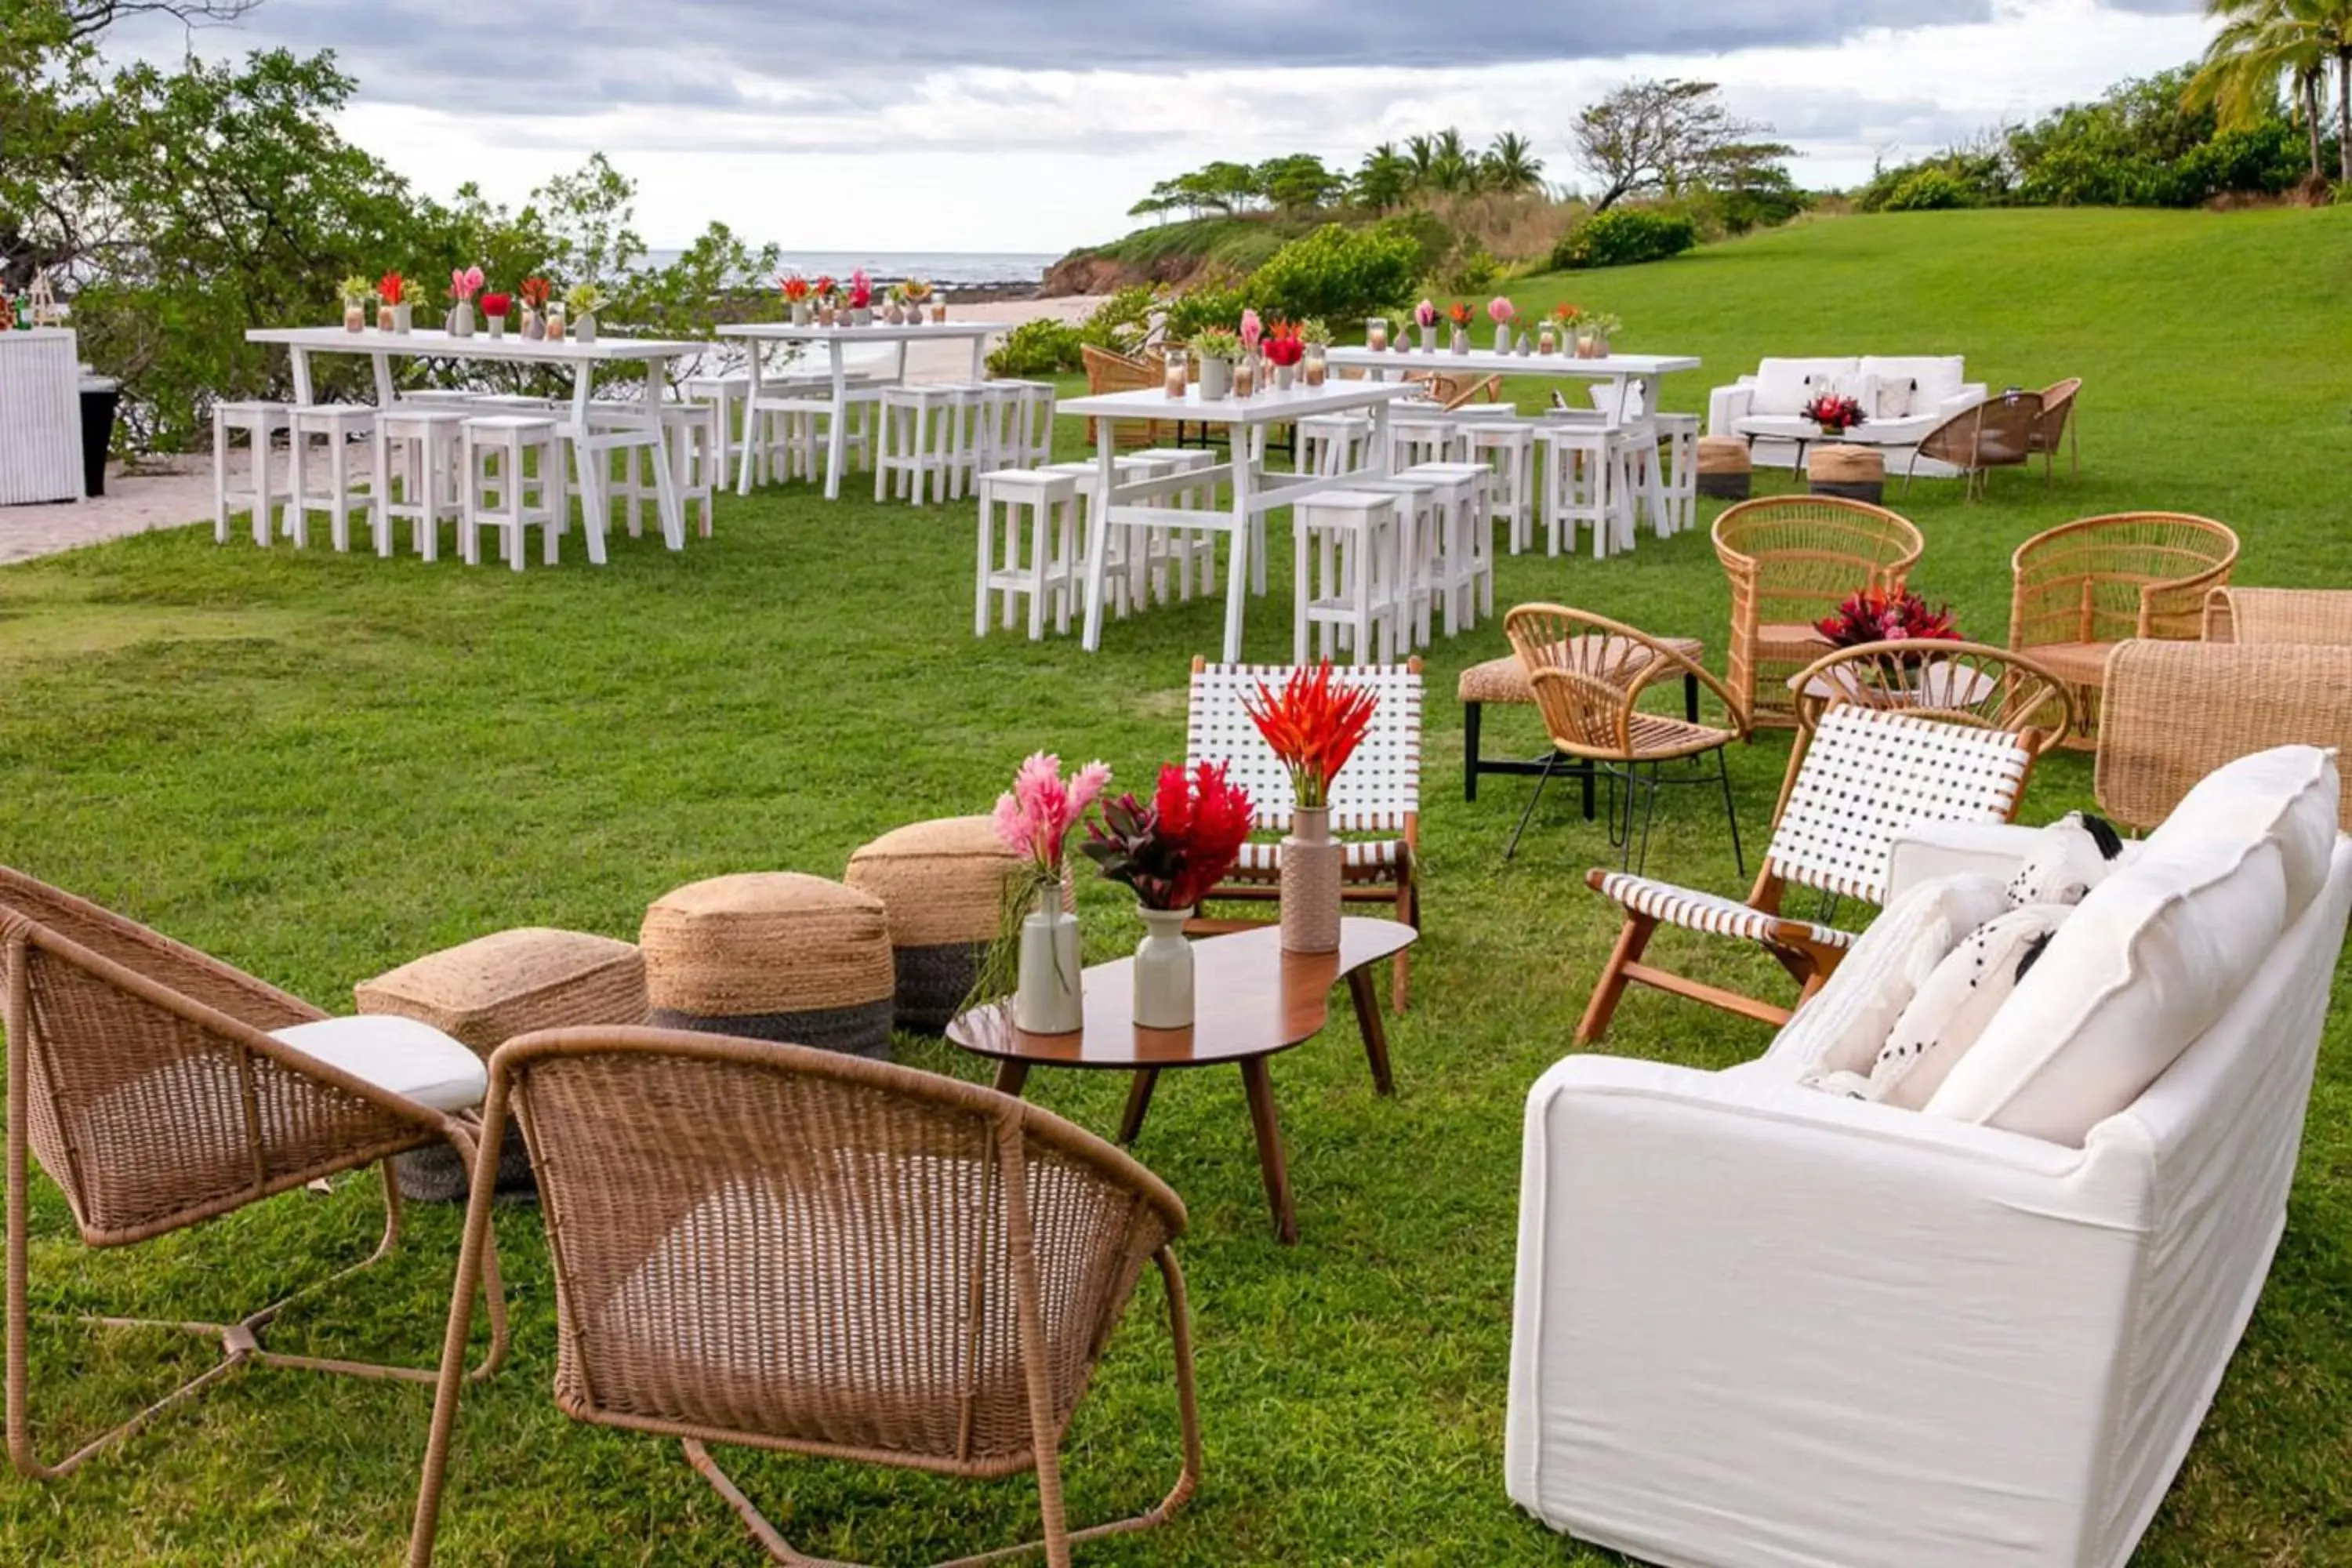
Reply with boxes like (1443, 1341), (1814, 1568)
(245, 327), (709, 559)
(1058, 380), (1426, 662)
(715, 320), (1002, 500)
(1325, 346), (1701, 413)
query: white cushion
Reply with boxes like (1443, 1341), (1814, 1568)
(1750, 358), (1857, 417)
(1859, 356), (1965, 406)
(1922, 747), (2340, 1143)
(2004, 811), (2130, 908)
(1871, 905), (2071, 1110)
(1772, 873), (2011, 1079)
(270, 1015), (488, 1113)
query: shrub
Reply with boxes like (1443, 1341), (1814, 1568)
(987, 318), (1083, 376)
(1432, 243), (1501, 296)
(1163, 281), (1250, 344)
(1880, 167), (1976, 212)
(1246, 221), (1421, 322)
(1549, 208), (1698, 271)
(1076, 285), (1157, 353)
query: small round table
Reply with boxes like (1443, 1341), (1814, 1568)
(946, 917), (1418, 1244)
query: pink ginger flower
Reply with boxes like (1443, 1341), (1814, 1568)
(1239, 308), (1263, 351)
(993, 752), (1111, 875)
(1414, 299), (1436, 328)
(1486, 296), (1515, 324)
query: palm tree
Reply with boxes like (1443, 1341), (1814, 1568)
(2194, 0), (2352, 183)
(1428, 126), (1476, 192)
(1356, 143), (1412, 211)
(1479, 131), (1546, 193)
(1402, 132), (1439, 192)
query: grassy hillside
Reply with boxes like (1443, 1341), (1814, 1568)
(2, 208), (2350, 1565)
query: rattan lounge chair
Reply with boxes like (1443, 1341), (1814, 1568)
(2007, 511), (2238, 749)
(1501, 604), (1751, 873)
(1712, 496), (1924, 731)
(0, 866), (507, 1480)
(2202, 586), (2352, 645)
(2096, 640), (2352, 831)
(1079, 343), (1173, 448)
(407, 1027), (1199, 1568)
(1904, 392), (2041, 499)
(2027, 377), (2081, 481)
(1575, 646), (2072, 1044)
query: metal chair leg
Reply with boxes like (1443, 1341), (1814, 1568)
(1504, 751), (1558, 861)
(1716, 746), (1747, 880)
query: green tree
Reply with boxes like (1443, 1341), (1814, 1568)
(1573, 79), (1760, 210)
(2188, 0), (2343, 181)
(1257, 153), (1344, 211)
(1354, 143), (1412, 210)
(1479, 131), (1546, 193)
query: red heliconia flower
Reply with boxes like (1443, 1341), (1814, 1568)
(1815, 587), (1962, 650)
(1081, 761), (1253, 911)
(1261, 321), (1306, 368)
(1244, 660), (1379, 810)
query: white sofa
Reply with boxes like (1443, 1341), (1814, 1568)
(1708, 355), (1987, 474)
(1506, 804), (2352, 1567)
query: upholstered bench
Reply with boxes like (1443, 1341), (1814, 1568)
(1460, 637), (1707, 804)
(641, 872), (895, 1060)
(358, 926), (648, 1200)
(844, 816), (1025, 1032)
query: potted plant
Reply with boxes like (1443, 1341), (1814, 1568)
(901, 277), (935, 322)
(376, 271), (410, 333)
(1413, 298), (1437, 351)
(518, 275), (551, 339)
(446, 265), (484, 337)
(991, 753), (1111, 1034)
(480, 289), (512, 340)
(813, 274), (840, 326)
(847, 267), (874, 326)
(1804, 391), (1867, 437)
(339, 274), (373, 333)
(1299, 318), (1332, 387)
(780, 271), (813, 326)
(1486, 296), (1516, 354)
(1082, 762), (1253, 1028)
(565, 281), (606, 343)
(1263, 321), (1305, 390)
(1243, 662), (1378, 955)
(1581, 310), (1621, 358)
(1194, 327), (1241, 400)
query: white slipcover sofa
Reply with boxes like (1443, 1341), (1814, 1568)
(1506, 764), (2352, 1567)
(1708, 356), (1987, 471)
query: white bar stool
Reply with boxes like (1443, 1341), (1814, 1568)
(1344, 475), (1443, 648)
(945, 383), (1018, 501)
(1468, 420), (1540, 554)
(1002, 380), (1058, 466)
(1537, 422), (1637, 560)
(686, 372), (753, 487)
(462, 415), (564, 571)
(1041, 456), (1159, 619)
(380, 407), (470, 561)
(975, 469), (1083, 639)
(1130, 447), (1220, 603)
(1388, 414), (1464, 471)
(1293, 489), (1403, 666)
(212, 401), (288, 547)
(1298, 412), (1374, 477)
(1653, 412), (1700, 535)
(877, 386), (957, 504)
(287, 405), (383, 554)
(1401, 461), (1493, 634)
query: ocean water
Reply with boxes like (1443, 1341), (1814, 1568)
(644, 249), (1058, 288)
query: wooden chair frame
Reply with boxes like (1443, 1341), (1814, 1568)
(1713, 497), (1924, 731)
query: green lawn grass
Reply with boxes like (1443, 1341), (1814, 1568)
(3, 207), (2350, 1565)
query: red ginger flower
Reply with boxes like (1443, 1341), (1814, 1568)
(1244, 661), (1378, 810)
(1083, 762), (1254, 911)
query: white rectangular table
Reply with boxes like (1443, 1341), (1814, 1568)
(0, 328), (83, 505)
(1325, 346), (1701, 415)
(245, 327), (709, 560)
(1058, 380), (1426, 662)
(715, 321), (1001, 501)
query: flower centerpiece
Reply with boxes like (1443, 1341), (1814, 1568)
(812, 274), (840, 326)
(1804, 391), (1867, 437)
(446, 265), (485, 337)
(847, 267), (874, 325)
(1812, 588), (1966, 698)
(1577, 310), (1620, 358)
(479, 289), (512, 340)
(1194, 326), (1241, 400)
(1083, 762), (1253, 1028)
(1262, 320), (1306, 390)
(992, 753), (1111, 1033)
(901, 276), (937, 322)
(779, 271), (813, 326)
(518, 275), (551, 339)
(376, 270), (409, 333)
(1446, 299), (1472, 354)
(1244, 661), (1378, 954)
(564, 281), (607, 343)
(339, 274), (373, 333)
(1413, 297), (1437, 351)
(1486, 296), (1516, 354)
(1816, 587), (1960, 652)
(1239, 306), (1265, 366)
(1541, 303), (1577, 356)
(1298, 318), (1332, 386)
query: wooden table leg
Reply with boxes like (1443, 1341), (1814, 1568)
(991, 1061), (1031, 1098)
(1238, 1056), (1297, 1245)
(1117, 1069), (1160, 1145)
(1345, 967), (1394, 1096)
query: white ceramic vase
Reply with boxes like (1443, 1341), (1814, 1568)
(1450, 326), (1469, 354)
(1279, 804), (1342, 954)
(486, 314), (505, 340)
(1132, 906), (1195, 1029)
(1014, 895), (1083, 1034)
(574, 314), (598, 343)
(448, 302), (474, 339)
(1200, 357), (1234, 401)
(790, 302), (811, 326)
(394, 303), (412, 335)
(1416, 324), (1434, 351)
(1493, 325), (1512, 354)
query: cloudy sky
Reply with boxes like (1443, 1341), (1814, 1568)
(118, 0), (2210, 255)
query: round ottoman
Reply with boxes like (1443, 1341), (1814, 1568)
(844, 816), (1025, 1032)
(1697, 436), (1751, 499)
(641, 873), (894, 1060)
(1808, 443), (1886, 503)
(358, 927), (647, 1201)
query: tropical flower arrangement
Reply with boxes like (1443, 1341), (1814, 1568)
(517, 275), (551, 338)
(847, 267), (874, 314)
(986, 753), (1111, 1029)
(899, 276), (932, 306)
(1244, 660), (1377, 810)
(1413, 297), (1437, 347)
(1298, 318), (1332, 347)
(1804, 392), (1867, 435)
(1083, 762), (1253, 913)
(1552, 302), (1582, 325)
(376, 270), (405, 305)
(1446, 300), (1473, 328)
(1239, 307), (1265, 359)
(780, 272), (812, 303)
(1193, 327), (1242, 361)
(1814, 586), (1961, 651)
(1486, 296), (1515, 325)
(995, 751), (1112, 891)
(1261, 321), (1305, 369)
(448, 265), (484, 304)
(812, 273), (839, 303)
(477, 289), (510, 338)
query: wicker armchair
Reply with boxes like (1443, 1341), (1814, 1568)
(1712, 497), (1925, 730)
(1904, 392), (2041, 499)
(1502, 604), (1752, 873)
(408, 1028), (1198, 1568)
(2202, 586), (2352, 645)
(0, 866), (507, 1480)
(1079, 343), (1173, 448)
(2096, 641), (2352, 831)
(2027, 377), (2081, 481)
(2008, 512), (2239, 748)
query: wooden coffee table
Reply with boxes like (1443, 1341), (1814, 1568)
(946, 917), (1418, 1244)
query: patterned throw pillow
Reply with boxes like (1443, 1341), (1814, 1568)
(1780, 873), (2012, 1083)
(1870, 376), (1916, 422)
(1865, 906), (2074, 1110)
(2005, 811), (2129, 908)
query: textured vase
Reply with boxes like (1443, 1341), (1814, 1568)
(1132, 906), (1196, 1029)
(1450, 327), (1469, 354)
(852, 307), (873, 326)
(394, 303), (412, 335)
(790, 302), (812, 326)
(1416, 325), (1434, 351)
(1014, 897), (1084, 1034)
(376, 304), (395, 333)
(1275, 364), (1295, 390)
(523, 310), (544, 341)
(1279, 805), (1342, 954)
(1493, 325), (1512, 354)
(1200, 356), (1233, 401)
(486, 314), (505, 340)
(1516, 332), (1534, 356)
(448, 302), (474, 339)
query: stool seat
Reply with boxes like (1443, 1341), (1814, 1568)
(845, 817), (1029, 1032)
(641, 873), (895, 1060)
(288, 403), (382, 554)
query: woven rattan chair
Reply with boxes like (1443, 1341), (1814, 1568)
(2096, 641), (2352, 831)
(1903, 392), (2041, 500)
(407, 1027), (1199, 1568)
(1079, 344), (1172, 448)
(2008, 511), (2239, 749)
(1577, 684), (2063, 1044)
(1712, 496), (1924, 731)
(1185, 657), (1422, 1014)
(0, 866), (507, 1480)
(2202, 586), (2352, 645)
(1501, 604), (1752, 873)
(1784, 640), (2076, 758)
(2027, 377), (2081, 481)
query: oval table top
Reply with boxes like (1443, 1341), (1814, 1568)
(946, 917), (1417, 1071)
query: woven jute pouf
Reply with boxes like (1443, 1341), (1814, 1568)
(844, 816), (1027, 1033)
(1808, 443), (1886, 503)
(357, 927), (647, 1202)
(1697, 436), (1751, 499)
(642, 873), (895, 1060)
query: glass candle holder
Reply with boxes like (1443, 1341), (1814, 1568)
(1303, 345), (1327, 387)
(343, 303), (366, 332)
(1367, 317), (1388, 352)
(1232, 355), (1257, 398)
(1163, 349), (1189, 399)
